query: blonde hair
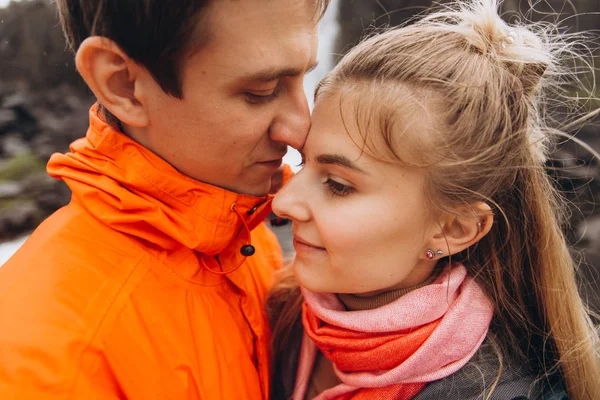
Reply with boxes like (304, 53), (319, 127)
(268, 0), (600, 399)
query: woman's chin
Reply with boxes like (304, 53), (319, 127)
(292, 260), (333, 293)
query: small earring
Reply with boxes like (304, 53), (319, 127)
(425, 249), (434, 259)
(426, 249), (443, 259)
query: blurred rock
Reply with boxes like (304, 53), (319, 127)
(0, 0), (94, 241)
(0, 200), (38, 240)
(0, 109), (16, 131)
(31, 134), (58, 161)
(0, 152), (45, 181)
(0, 171), (71, 239)
(580, 215), (600, 248)
(2, 91), (28, 109)
(0, 181), (22, 198)
(2, 133), (29, 157)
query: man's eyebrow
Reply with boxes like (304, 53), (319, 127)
(246, 61), (319, 83)
(316, 154), (368, 174)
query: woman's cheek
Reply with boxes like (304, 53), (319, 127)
(318, 206), (372, 254)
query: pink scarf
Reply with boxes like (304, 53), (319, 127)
(293, 264), (494, 400)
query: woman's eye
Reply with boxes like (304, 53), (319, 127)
(325, 178), (355, 197)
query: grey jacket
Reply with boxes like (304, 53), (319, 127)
(413, 341), (568, 400)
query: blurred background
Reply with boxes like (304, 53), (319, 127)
(0, 0), (598, 312)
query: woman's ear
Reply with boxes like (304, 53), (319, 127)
(75, 37), (149, 128)
(424, 202), (494, 259)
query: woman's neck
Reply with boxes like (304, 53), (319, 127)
(337, 270), (441, 311)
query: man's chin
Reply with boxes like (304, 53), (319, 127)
(235, 181), (272, 198)
(207, 178), (270, 198)
(217, 168), (278, 197)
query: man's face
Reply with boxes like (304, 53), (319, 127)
(139, 0), (319, 196)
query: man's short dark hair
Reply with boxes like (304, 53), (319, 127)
(56, 0), (211, 98)
(56, 0), (330, 126)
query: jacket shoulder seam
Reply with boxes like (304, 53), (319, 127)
(65, 254), (148, 398)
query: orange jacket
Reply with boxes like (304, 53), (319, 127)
(0, 106), (284, 399)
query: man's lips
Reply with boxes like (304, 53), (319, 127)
(256, 158), (283, 168)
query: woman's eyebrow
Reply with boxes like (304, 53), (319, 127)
(316, 154), (368, 174)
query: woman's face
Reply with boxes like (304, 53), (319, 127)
(272, 91), (440, 295)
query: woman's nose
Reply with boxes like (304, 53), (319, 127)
(272, 173), (311, 222)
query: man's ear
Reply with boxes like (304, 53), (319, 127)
(75, 37), (149, 128)
(424, 202), (494, 259)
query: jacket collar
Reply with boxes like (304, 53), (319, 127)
(47, 105), (273, 256)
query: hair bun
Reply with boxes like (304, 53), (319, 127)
(506, 59), (548, 95)
(436, 0), (552, 95)
(495, 28), (549, 95)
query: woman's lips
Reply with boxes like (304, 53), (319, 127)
(293, 236), (326, 254)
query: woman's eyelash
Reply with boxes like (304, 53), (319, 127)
(325, 178), (355, 197)
(297, 153), (306, 168)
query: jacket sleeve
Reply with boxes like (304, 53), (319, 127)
(0, 238), (125, 399)
(0, 290), (124, 399)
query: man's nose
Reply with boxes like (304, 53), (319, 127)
(269, 83), (311, 149)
